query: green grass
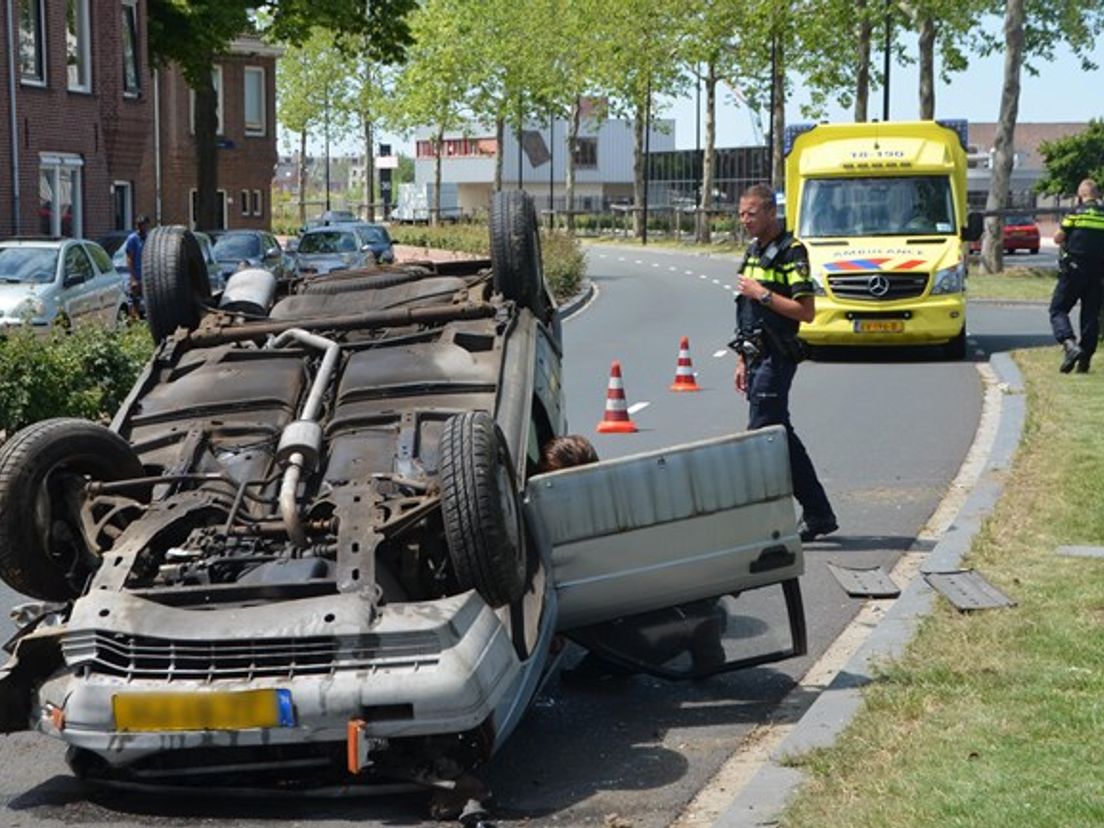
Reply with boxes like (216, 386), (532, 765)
(780, 347), (1104, 828)
(967, 265), (1058, 302)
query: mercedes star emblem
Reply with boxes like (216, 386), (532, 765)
(867, 274), (891, 297)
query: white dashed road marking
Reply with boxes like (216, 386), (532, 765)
(723, 284), (732, 290)
(617, 257), (626, 262)
(713, 349), (728, 358)
(712, 279), (721, 285)
(669, 266), (678, 271)
(699, 274), (707, 279)
(627, 401), (650, 415)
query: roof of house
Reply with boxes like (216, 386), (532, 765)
(967, 122), (1087, 170)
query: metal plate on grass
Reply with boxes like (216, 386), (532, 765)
(1056, 545), (1104, 559)
(924, 570), (1016, 611)
(827, 563), (900, 598)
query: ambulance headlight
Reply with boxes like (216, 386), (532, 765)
(931, 264), (965, 295)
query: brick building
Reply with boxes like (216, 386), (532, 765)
(156, 36), (282, 230)
(0, 3), (280, 238)
(1, 0), (155, 238)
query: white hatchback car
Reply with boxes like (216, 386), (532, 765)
(0, 238), (128, 331)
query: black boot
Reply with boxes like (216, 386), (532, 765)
(1076, 353), (1092, 373)
(1060, 339), (1083, 374)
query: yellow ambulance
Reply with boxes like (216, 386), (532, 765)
(784, 120), (982, 358)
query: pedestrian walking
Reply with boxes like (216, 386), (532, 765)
(1049, 178), (1104, 373)
(123, 215), (150, 320)
(733, 184), (837, 542)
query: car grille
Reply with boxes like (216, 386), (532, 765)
(827, 272), (928, 301)
(63, 630), (441, 682)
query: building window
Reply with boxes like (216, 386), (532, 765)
(67, 0), (92, 92)
(122, 1), (140, 96)
(239, 190), (250, 216)
(39, 153), (84, 238)
(244, 66), (265, 136)
(190, 66), (224, 135)
(19, 0), (46, 85)
(573, 137), (598, 169)
(191, 189), (228, 229)
(112, 181), (133, 231)
(251, 190), (262, 217)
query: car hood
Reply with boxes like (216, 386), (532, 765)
(0, 283), (47, 317)
(296, 252), (362, 272)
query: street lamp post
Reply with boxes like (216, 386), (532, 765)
(549, 107), (555, 230)
(883, 0), (892, 121)
(642, 74), (651, 246)
(324, 89), (332, 212)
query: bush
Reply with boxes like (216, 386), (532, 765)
(0, 324), (153, 435)
(391, 224), (586, 301)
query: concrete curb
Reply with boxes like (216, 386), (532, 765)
(714, 351), (1027, 827)
(556, 280), (595, 320)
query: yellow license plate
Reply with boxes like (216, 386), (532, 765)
(853, 320), (905, 334)
(113, 688), (293, 732)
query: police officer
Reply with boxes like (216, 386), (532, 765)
(734, 184), (837, 542)
(1050, 178), (1104, 373)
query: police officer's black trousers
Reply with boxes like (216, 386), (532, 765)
(1049, 258), (1103, 356)
(745, 353), (834, 522)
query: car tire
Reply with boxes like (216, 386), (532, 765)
(943, 328), (967, 360)
(0, 418), (145, 600)
(142, 226), (212, 343)
(489, 190), (546, 317)
(439, 411), (528, 608)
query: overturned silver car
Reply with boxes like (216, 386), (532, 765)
(0, 192), (806, 793)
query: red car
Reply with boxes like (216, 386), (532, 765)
(969, 214), (1041, 255)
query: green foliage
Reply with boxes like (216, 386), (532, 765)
(390, 225), (586, 300)
(1036, 120), (1104, 196)
(0, 325), (153, 435)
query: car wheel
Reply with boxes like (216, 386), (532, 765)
(142, 226), (212, 343)
(943, 328), (967, 361)
(439, 411), (528, 608)
(490, 190), (547, 317)
(0, 418), (145, 600)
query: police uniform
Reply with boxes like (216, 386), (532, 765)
(735, 231), (836, 534)
(1049, 199), (1104, 371)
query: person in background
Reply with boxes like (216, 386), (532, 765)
(123, 215), (150, 320)
(1049, 178), (1104, 373)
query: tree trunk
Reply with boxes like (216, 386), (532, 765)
(565, 98), (581, 234)
(432, 125), (443, 228)
(298, 130), (307, 227)
(918, 15), (935, 120)
(632, 105), (645, 238)
(855, 0), (871, 122)
(194, 73), (220, 229)
(494, 116), (504, 192)
(364, 118), (375, 222)
(771, 36), (785, 189)
(981, 0), (1024, 274)
(697, 62), (717, 244)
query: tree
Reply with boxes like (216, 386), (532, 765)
(1036, 120), (1104, 196)
(148, 0), (415, 229)
(979, 0), (1104, 273)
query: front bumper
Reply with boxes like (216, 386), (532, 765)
(800, 294), (965, 347)
(22, 589), (534, 769)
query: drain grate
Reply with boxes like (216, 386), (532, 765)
(827, 563), (900, 598)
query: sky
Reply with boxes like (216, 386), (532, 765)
(310, 15), (1104, 158)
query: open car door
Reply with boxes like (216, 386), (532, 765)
(525, 426), (807, 679)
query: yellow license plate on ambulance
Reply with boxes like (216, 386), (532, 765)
(853, 320), (905, 334)
(113, 688), (294, 732)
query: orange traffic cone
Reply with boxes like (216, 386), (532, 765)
(669, 336), (701, 392)
(596, 361), (639, 434)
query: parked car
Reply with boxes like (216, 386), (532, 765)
(0, 237), (127, 331)
(208, 229), (291, 283)
(969, 214), (1041, 255)
(293, 226), (377, 276)
(0, 194), (806, 799)
(299, 209), (359, 233)
(342, 221), (396, 264)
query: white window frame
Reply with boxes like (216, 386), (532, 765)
(251, 190), (262, 217)
(121, 0), (141, 97)
(67, 0), (92, 93)
(243, 66), (266, 137)
(19, 0), (47, 87)
(189, 66), (224, 136)
(112, 180), (133, 231)
(39, 153), (84, 238)
(190, 188), (228, 229)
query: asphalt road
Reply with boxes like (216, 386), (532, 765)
(0, 247), (1058, 827)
